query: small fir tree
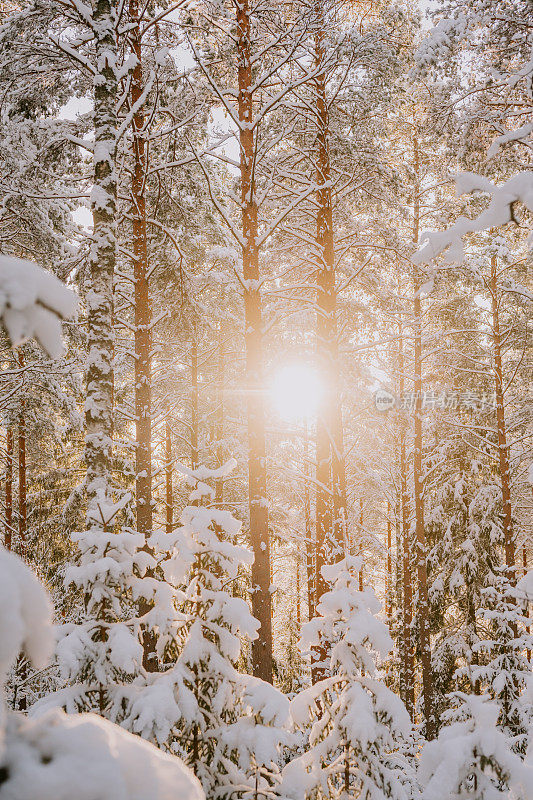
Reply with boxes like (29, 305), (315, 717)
(419, 693), (521, 800)
(125, 466), (291, 800)
(282, 556), (419, 800)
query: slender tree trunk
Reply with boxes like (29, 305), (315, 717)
(17, 354), (27, 710)
(332, 404), (347, 550)
(314, 0), (344, 628)
(296, 558), (301, 629)
(312, 5), (348, 671)
(344, 743), (350, 794)
(85, 0), (117, 527)
(5, 427), (13, 551)
(17, 406), (26, 557)
(398, 317), (415, 718)
(358, 497), (364, 590)
(17, 355), (26, 558)
(191, 331), (199, 470)
(270, 539), (275, 620)
(215, 331), (224, 506)
(130, 0), (152, 539)
(236, 0), (272, 683)
(165, 420), (173, 534)
(83, 1), (119, 715)
(394, 497), (401, 590)
(490, 255), (515, 581)
(522, 545), (531, 661)
(386, 502), (392, 619)
(412, 133), (434, 739)
(129, 0), (157, 672)
(304, 421), (315, 621)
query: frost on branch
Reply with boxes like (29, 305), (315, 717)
(0, 255), (77, 358)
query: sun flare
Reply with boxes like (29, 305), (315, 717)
(270, 363), (324, 422)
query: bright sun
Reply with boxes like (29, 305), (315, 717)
(270, 363), (324, 421)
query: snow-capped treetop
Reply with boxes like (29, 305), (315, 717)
(177, 503), (252, 590)
(300, 555), (393, 677)
(285, 555), (416, 800)
(0, 255), (77, 358)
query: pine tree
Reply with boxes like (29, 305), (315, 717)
(419, 693), (521, 800)
(25, 0), (154, 718)
(284, 556), (418, 800)
(475, 569), (533, 752)
(124, 467), (290, 800)
(426, 469), (498, 718)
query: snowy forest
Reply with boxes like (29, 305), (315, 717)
(0, 0), (531, 797)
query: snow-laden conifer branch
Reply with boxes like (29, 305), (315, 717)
(415, 173), (533, 266)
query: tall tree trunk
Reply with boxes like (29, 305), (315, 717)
(17, 405), (26, 557)
(130, 0), (152, 539)
(394, 497), (401, 591)
(312, 2), (348, 681)
(17, 355), (26, 558)
(165, 420), (173, 534)
(85, 0), (117, 527)
(412, 133), (434, 739)
(358, 497), (364, 591)
(303, 421), (315, 621)
(296, 558), (301, 628)
(129, 0), (157, 672)
(314, 0), (344, 611)
(5, 427), (13, 551)
(490, 255), (515, 581)
(215, 331), (224, 506)
(84, 0), (119, 716)
(191, 330), (199, 470)
(386, 502), (392, 619)
(17, 354), (27, 710)
(522, 544), (531, 661)
(236, 0), (272, 683)
(398, 316), (415, 718)
(332, 404), (347, 550)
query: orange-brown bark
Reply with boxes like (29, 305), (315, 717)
(236, 0), (272, 682)
(398, 321), (415, 718)
(412, 134), (434, 739)
(490, 255), (515, 581)
(17, 355), (26, 558)
(165, 420), (173, 534)
(4, 427), (13, 551)
(129, 0), (157, 672)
